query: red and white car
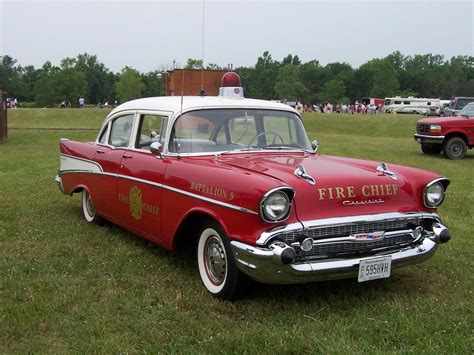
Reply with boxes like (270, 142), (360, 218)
(56, 73), (451, 300)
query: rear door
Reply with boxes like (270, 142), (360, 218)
(93, 112), (136, 219)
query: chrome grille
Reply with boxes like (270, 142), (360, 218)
(417, 124), (430, 134)
(298, 234), (414, 260)
(277, 217), (421, 245)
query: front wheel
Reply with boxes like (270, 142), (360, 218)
(82, 190), (103, 224)
(443, 137), (467, 160)
(421, 145), (441, 155)
(197, 222), (249, 300)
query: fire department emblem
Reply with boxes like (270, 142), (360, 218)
(129, 186), (142, 220)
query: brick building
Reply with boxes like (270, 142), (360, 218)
(165, 69), (228, 96)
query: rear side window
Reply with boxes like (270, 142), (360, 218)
(98, 124), (108, 144)
(109, 114), (135, 148)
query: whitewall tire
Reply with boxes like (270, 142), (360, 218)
(197, 222), (249, 300)
(82, 190), (102, 224)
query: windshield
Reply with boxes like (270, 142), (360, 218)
(459, 103), (474, 117)
(169, 109), (312, 154)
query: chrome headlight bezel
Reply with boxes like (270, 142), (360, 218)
(259, 187), (295, 223)
(423, 178), (450, 208)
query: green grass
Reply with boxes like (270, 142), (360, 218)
(1, 109), (473, 353)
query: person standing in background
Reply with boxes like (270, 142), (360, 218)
(79, 97), (85, 108)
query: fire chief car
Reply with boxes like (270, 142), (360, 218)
(56, 73), (451, 300)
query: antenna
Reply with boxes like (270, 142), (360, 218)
(180, 67), (184, 111)
(200, 0), (206, 96)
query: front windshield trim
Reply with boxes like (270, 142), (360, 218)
(168, 108), (312, 155)
(163, 148), (314, 159)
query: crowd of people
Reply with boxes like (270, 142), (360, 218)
(294, 101), (383, 114)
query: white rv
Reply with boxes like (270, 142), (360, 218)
(383, 97), (441, 114)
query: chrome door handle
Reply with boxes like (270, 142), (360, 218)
(96, 150), (105, 154)
(122, 154), (132, 159)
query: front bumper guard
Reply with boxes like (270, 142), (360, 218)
(231, 237), (438, 285)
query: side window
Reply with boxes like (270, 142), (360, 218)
(109, 114), (134, 148)
(98, 124), (108, 144)
(136, 114), (168, 150)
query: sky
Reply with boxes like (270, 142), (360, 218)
(1, 0), (473, 73)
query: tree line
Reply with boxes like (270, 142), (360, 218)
(0, 51), (473, 107)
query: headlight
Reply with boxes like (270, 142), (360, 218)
(430, 124), (442, 132)
(259, 188), (293, 222)
(423, 181), (446, 208)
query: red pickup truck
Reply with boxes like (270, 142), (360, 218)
(414, 102), (474, 159)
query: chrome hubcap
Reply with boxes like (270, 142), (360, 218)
(204, 235), (226, 285)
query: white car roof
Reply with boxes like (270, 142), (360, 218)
(108, 96), (299, 117)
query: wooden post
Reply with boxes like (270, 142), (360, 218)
(0, 90), (7, 141)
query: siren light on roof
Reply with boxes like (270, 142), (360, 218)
(219, 72), (244, 99)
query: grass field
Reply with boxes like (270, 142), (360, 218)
(1, 108), (473, 353)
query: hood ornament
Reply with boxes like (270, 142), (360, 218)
(294, 165), (316, 185)
(376, 162), (398, 181)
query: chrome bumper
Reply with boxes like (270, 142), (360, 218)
(231, 238), (438, 284)
(414, 133), (445, 144)
(55, 174), (65, 194)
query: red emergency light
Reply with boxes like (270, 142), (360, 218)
(221, 72), (241, 87)
(219, 72), (244, 98)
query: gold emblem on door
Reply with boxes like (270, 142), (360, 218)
(129, 186), (142, 220)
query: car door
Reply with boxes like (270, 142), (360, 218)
(93, 112), (136, 219)
(116, 112), (170, 242)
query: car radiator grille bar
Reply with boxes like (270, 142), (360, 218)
(417, 124), (430, 134)
(273, 217), (424, 260)
(278, 217), (421, 244)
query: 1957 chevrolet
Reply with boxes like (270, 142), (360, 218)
(56, 72), (451, 300)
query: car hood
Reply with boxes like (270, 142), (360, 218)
(418, 116), (469, 125)
(218, 153), (440, 221)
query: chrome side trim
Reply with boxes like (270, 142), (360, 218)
(57, 169), (258, 215)
(256, 212), (441, 246)
(60, 153), (104, 172)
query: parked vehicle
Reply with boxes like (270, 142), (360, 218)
(415, 102), (474, 159)
(383, 97), (440, 114)
(56, 72), (452, 300)
(442, 97), (474, 117)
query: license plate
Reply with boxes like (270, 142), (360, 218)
(358, 256), (392, 282)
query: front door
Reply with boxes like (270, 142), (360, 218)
(117, 113), (169, 242)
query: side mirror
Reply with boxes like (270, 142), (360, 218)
(311, 139), (319, 153)
(150, 142), (163, 159)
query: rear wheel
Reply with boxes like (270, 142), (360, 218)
(421, 145), (441, 155)
(82, 190), (103, 224)
(197, 222), (249, 300)
(443, 137), (467, 160)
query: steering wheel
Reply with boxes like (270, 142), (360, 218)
(248, 131), (285, 147)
